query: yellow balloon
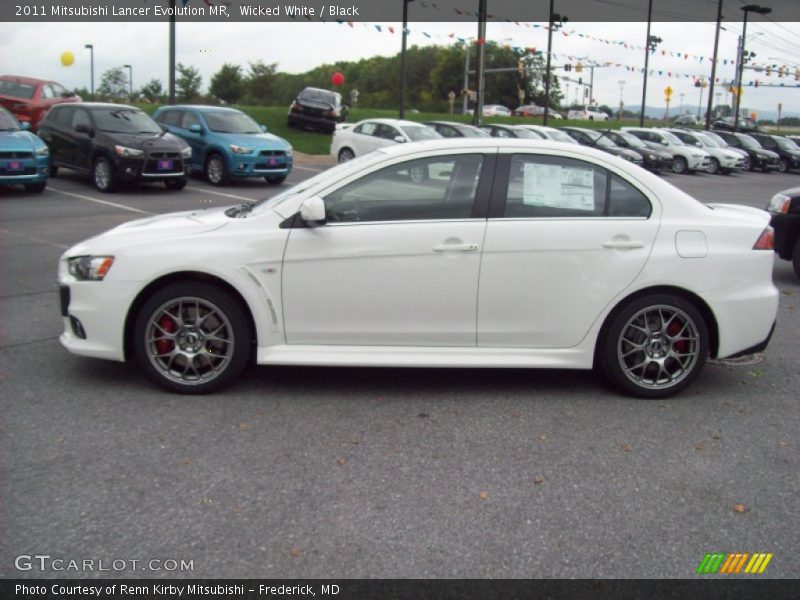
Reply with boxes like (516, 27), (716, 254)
(61, 52), (75, 67)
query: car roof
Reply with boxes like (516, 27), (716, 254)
(0, 74), (52, 85)
(357, 118), (427, 127)
(50, 102), (138, 110)
(157, 104), (241, 113)
(373, 138), (617, 158)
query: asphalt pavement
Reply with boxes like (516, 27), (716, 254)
(1, 162), (798, 579)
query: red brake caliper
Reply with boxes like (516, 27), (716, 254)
(156, 315), (176, 355)
(668, 320), (687, 354)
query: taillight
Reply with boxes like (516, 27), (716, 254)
(752, 226), (774, 250)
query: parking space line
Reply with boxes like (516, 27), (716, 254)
(47, 186), (153, 215)
(186, 186), (256, 201)
(0, 227), (68, 249)
(293, 165), (325, 173)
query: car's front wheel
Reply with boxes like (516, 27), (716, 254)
(778, 159), (789, 173)
(133, 282), (252, 394)
(599, 294), (709, 398)
(793, 239), (800, 280)
(92, 156), (116, 192)
(205, 153), (229, 186)
(707, 158), (720, 175)
(672, 156), (688, 175)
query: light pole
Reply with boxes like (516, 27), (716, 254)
(695, 79), (707, 118)
(84, 44), (94, 100)
(734, 4), (772, 131)
(543, 1), (567, 126)
(472, 0), (487, 127)
(123, 64), (133, 101)
(705, 0), (724, 130)
(639, 0), (662, 127)
(399, 0), (415, 119)
(169, 0), (176, 103)
(618, 80), (625, 120)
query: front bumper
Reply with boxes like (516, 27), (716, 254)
(687, 155), (710, 171)
(227, 151), (293, 179)
(113, 153), (188, 182)
(0, 152), (49, 184)
(753, 155), (779, 170)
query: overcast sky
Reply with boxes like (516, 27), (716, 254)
(2, 20), (798, 115)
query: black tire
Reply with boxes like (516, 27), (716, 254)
(672, 156), (688, 175)
(793, 239), (800, 280)
(205, 153), (229, 186)
(24, 181), (47, 193)
(92, 156), (116, 193)
(598, 293), (709, 399)
(49, 164), (59, 177)
(338, 148), (355, 163)
(588, 116), (594, 121)
(707, 158), (720, 175)
(778, 159), (789, 173)
(265, 175), (286, 184)
(761, 166), (772, 174)
(748, 158), (756, 171)
(164, 177), (187, 191)
(133, 282), (252, 394)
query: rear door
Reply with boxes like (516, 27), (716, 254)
(70, 108), (94, 171)
(478, 151), (660, 348)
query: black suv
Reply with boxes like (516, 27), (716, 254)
(749, 133), (800, 173)
(287, 87), (346, 133)
(599, 129), (673, 173)
(38, 103), (191, 192)
(766, 186), (800, 279)
(711, 130), (779, 172)
(712, 116), (760, 132)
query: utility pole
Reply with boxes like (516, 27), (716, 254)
(640, 0), (653, 127)
(399, 0), (414, 118)
(168, 0), (176, 103)
(705, 0), (724, 130)
(543, 1), (567, 126)
(472, 0), (487, 126)
(462, 43), (470, 114)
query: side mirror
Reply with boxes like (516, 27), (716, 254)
(75, 123), (93, 136)
(260, 124), (268, 133)
(20, 121), (31, 131)
(299, 197), (326, 226)
(189, 124), (203, 134)
(64, 90), (76, 98)
(394, 135), (405, 143)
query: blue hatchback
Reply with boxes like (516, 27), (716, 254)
(152, 105), (293, 186)
(0, 106), (49, 193)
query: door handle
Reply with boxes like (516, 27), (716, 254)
(433, 243), (479, 252)
(602, 240), (645, 249)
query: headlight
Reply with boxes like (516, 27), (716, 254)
(67, 256), (115, 281)
(285, 147), (293, 157)
(181, 146), (192, 158)
(35, 145), (49, 156)
(115, 145), (143, 158)
(767, 193), (791, 214)
(647, 154), (656, 160)
(230, 144), (254, 154)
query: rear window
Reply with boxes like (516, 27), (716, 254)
(47, 106), (73, 127)
(298, 88), (340, 106)
(0, 80), (36, 99)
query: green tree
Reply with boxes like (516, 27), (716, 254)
(209, 63), (243, 104)
(176, 63), (203, 102)
(244, 60), (278, 104)
(139, 78), (164, 104)
(97, 67), (128, 102)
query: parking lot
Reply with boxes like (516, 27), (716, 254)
(1, 163), (799, 579)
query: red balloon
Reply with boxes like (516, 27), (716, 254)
(331, 72), (345, 86)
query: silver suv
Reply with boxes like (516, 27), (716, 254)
(621, 127), (711, 174)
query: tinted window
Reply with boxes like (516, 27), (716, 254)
(93, 108), (161, 133)
(323, 154), (484, 223)
(608, 174), (652, 218)
(181, 111), (201, 130)
(375, 124), (400, 140)
(155, 110), (181, 126)
(41, 85), (56, 99)
(48, 106), (73, 127)
(437, 125), (458, 138)
(71, 109), (91, 130)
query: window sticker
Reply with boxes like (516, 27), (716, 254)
(522, 163), (595, 211)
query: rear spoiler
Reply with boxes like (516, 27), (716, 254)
(335, 123), (354, 131)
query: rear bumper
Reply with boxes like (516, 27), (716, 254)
(727, 321), (776, 358)
(288, 113), (341, 132)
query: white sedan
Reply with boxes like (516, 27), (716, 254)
(58, 139), (778, 398)
(330, 118), (441, 163)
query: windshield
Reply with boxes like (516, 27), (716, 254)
(737, 134), (762, 150)
(0, 107), (21, 131)
(584, 130), (616, 148)
(695, 133), (721, 148)
(204, 111), (261, 134)
(253, 152), (378, 210)
(93, 108), (162, 134)
(511, 128), (542, 139)
(775, 137), (799, 151)
(0, 79), (36, 99)
(623, 132), (648, 148)
(458, 126), (490, 137)
(661, 131), (685, 145)
(704, 131), (728, 147)
(543, 128), (578, 144)
(401, 126), (441, 141)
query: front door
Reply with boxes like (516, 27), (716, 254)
(282, 152), (492, 346)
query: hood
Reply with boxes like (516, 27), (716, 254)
(757, 148), (780, 159)
(0, 130), (44, 150)
(211, 131), (290, 150)
(99, 131), (187, 151)
(64, 206), (234, 256)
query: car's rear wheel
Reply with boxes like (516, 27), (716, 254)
(707, 158), (720, 175)
(265, 175), (286, 184)
(49, 163), (59, 177)
(778, 158), (789, 173)
(164, 177), (187, 190)
(205, 153), (228, 186)
(92, 156), (116, 193)
(338, 148), (355, 163)
(599, 294), (709, 398)
(792, 239), (800, 280)
(133, 282), (252, 394)
(24, 181), (47, 193)
(672, 156), (688, 174)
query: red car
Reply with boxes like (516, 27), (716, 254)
(0, 75), (81, 131)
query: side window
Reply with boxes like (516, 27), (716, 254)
(493, 128), (511, 138)
(760, 138), (776, 149)
(41, 85), (55, 100)
(322, 154), (484, 223)
(608, 174), (652, 218)
(354, 122), (377, 136)
(504, 155), (606, 218)
(438, 125), (457, 138)
(51, 83), (67, 97)
(50, 106), (73, 127)
(156, 110), (180, 126)
(375, 124), (400, 140)
(71, 109), (91, 130)
(181, 111), (200, 130)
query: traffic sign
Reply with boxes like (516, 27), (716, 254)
(664, 86), (673, 98)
